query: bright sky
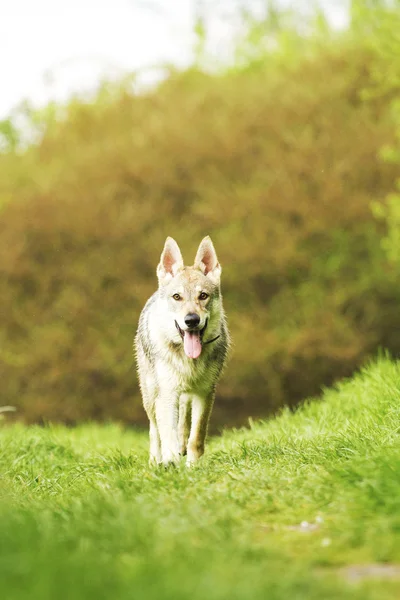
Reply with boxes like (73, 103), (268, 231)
(0, 0), (348, 120)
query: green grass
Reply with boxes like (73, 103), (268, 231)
(2, 357), (400, 599)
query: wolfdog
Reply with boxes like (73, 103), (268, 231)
(135, 236), (230, 466)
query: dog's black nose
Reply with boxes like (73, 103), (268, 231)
(184, 313), (200, 328)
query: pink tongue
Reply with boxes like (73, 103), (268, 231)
(184, 330), (202, 359)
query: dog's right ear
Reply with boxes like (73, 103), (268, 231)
(157, 237), (184, 284)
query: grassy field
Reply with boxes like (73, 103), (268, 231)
(1, 357), (400, 599)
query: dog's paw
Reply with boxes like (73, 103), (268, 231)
(186, 456), (202, 468)
(161, 450), (180, 468)
(186, 443), (204, 466)
(161, 461), (178, 470)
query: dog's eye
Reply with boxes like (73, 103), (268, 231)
(199, 292), (209, 300)
(172, 293), (182, 301)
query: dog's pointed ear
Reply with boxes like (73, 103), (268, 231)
(157, 237), (184, 284)
(194, 236), (221, 284)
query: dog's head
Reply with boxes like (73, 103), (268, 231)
(157, 236), (223, 359)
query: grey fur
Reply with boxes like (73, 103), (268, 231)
(134, 236), (230, 466)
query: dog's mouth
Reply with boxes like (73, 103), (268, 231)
(175, 319), (207, 360)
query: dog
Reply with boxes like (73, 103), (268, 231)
(135, 236), (230, 466)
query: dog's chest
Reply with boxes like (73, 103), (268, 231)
(159, 349), (212, 392)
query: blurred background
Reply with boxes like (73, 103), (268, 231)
(1, 0), (400, 430)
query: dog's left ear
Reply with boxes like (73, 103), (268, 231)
(194, 236), (221, 284)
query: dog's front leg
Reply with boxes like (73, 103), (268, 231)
(156, 392), (180, 465)
(148, 419), (161, 465)
(178, 393), (192, 456)
(187, 393), (214, 465)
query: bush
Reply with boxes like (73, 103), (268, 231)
(358, 2), (400, 267)
(0, 22), (399, 429)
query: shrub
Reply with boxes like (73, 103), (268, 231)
(0, 24), (399, 428)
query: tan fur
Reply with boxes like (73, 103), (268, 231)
(135, 236), (230, 466)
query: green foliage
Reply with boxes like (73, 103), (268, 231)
(199, 1), (336, 74)
(0, 118), (20, 152)
(2, 357), (400, 599)
(353, 1), (400, 265)
(1, 20), (400, 427)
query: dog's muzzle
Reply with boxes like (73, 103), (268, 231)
(174, 319), (220, 346)
(175, 319), (207, 340)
